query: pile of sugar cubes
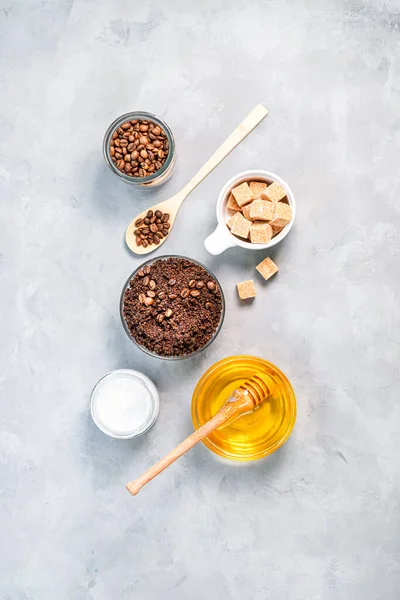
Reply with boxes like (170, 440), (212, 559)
(226, 180), (292, 244)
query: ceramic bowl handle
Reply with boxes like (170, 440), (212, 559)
(204, 225), (236, 255)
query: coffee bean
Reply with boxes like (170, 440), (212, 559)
(207, 281), (216, 291)
(181, 288), (190, 298)
(158, 291), (166, 299)
(139, 124), (149, 132)
(196, 281), (205, 289)
(165, 308), (173, 318)
(139, 169), (146, 177)
(144, 218), (150, 225)
(136, 236), (142, 246)
(149, 280), (156, 290)
(168, 279), (176, 286)
(161, 213), (170, 223)
(150, 224), (158, 233)
(140, 149), (148, 159)
(156, 313), (165, 323)
(144, 297), (154, 307)
(119, 139), (128, 147)
(168, 293), (177, 299)
(190, 289), (201, 297)
(139, 293), (146, 304)
(116, 159), (125, 170)
(112, 131), (118, 140)
(143, 276), (150, 286)
(155, 210), (162, 218)
(138, 269), (145, 277)
(153, 126), (161, 136)
(121, 122), (131, 130)
(188, 280), (196, 288)
(135, 218), (144, 227)
(146, 210), (153, 219)
(205, 302), (212, 309)
(153, 234), (160, 244)
(154, 139), (161, 148)
(142, 239), (148, 248)
(147, 290), (156, 298)
(139, 136), (149, 145)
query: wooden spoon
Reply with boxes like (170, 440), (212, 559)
(126, 104), (268, 254)
(126, 373), (271, 496)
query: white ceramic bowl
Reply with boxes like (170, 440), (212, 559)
(204, 170), (296, 255)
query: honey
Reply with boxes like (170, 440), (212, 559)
(191, 355), (296, 461)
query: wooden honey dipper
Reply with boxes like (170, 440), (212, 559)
(126, 374), (272, 496)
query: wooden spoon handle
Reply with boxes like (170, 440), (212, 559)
(181, 104), (268, 198)
(126, 403), (238, 496)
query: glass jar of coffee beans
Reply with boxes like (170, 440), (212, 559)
(103, 112), (176, 188)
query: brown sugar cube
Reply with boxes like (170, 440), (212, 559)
(231, 182), (254, 207)
(261, 182), (287, 203)
(226, 214), (236, 229)
(229, 212), (252, 239)
(269, 203), (292, 229)
(237, 279), (256, 300)
(226, 193), (241, 212)
(250, 221), (273, 244)
(242, 202), (255, 221)
(271, 222), (284, 236)
(249, 199), (274, 221)
(256, 257), (279, 281)
(249, 181), (268, 198)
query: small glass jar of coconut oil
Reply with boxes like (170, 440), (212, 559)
(90, 369), (159, 439)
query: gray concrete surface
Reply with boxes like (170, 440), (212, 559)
(1, 1), (400, 598)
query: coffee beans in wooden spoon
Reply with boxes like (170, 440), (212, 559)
(134, 209), (171, 248)
(110, 119), (169, 178)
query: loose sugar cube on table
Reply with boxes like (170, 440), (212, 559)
(249, 181), (268, 198)
(256, 257), (279, 281)
(231, 182), (254, 207)
(250, 221), (273, 244)
(229, 212), (252, 239)
(237, 279), (256, 300)
(269, 203), (292, 229)
(226, 193), (241, 211)
(249, 199), (274, 221)
(261, 182), (287, 203)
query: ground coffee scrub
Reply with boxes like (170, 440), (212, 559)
(122, 257), (224, 358)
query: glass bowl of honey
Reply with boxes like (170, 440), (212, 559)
(191, 355), (296, 461)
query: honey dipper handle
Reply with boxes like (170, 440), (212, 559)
(181, 104), (268, 198)
(126, 403), (240, 496)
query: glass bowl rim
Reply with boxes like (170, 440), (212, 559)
(119, 254), (226, 360)
(103, 111), (175, 184)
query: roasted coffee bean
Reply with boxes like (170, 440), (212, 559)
(207, 281), (216, 291)
(139, 293), (146, 304)
(205, 302), (212, 309)
(165, 308), (173, 318)
(164, 223), (170, 229)
(155, 210), (162, 218)
(139, 124), (149, 132)
(143, 276), (150, 286)
(188, 279), (196, 288)
(116, 159), (125, 170)
(196, 281), (205, 289)
(149, 280), (156, 290)
(190, 289), (201, 297)
(158, 291), (166, 299)
(168, 279), (176, 286)
(121, 122), (131, 130)
(144, 297), (154, 307)
(153, 234), (160, 244)
(144, 218), (150, 225)
(147, 290), (156, 298)
(168, 293), (177, 299)
(139, 168), (146, 177)
(181, 288), (190, 298)
(147, 210), (153, 219)
(136, 236), (142, 246)
(150, 215), (156, 224)
(156, 313), (165, 323)
(150, 224), (158, 233)
(142, 239), (148, 248)
(144, 266), (151, 275)
(161, 213), (170, 223)
(138, 269), (145, 277)
(135, 218), (144, 227)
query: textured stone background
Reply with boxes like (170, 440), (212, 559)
(1, 1), (400, 598)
